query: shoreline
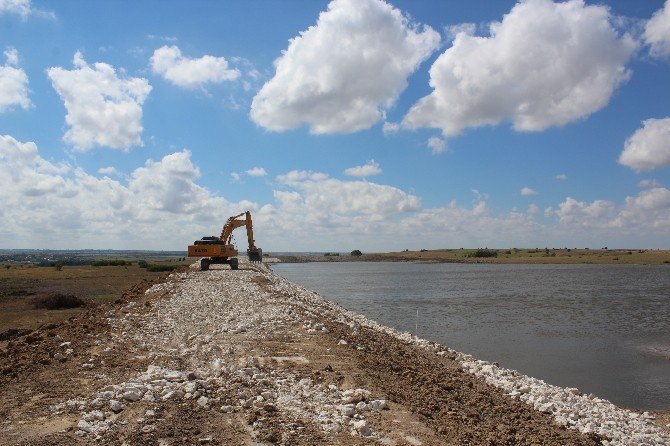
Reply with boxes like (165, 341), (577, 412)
(275, 248), (670, 265)
(1, 260), (667, 445)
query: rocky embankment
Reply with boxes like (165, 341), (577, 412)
(1, 260), (668, 445)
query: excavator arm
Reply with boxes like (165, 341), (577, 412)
(219, 212), (247, 244)
(218, 211), (262, 262)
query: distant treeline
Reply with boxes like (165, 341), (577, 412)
(465, 249), (498, 258)
(92, 259), (129, 266)
(36, 259), (98, 267)
(34, 258), (184, 270)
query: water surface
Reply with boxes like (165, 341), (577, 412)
(272, 262), (670, 411)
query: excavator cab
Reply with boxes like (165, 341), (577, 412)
(187, 211), (262, 271)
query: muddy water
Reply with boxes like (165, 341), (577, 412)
(272, 262), (670, 411)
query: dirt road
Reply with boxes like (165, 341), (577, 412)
(1, 261), (667, 445)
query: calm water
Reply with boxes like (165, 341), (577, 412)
(272, 262), (670, 411)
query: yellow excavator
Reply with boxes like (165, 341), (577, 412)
(187, 211), (262, 271)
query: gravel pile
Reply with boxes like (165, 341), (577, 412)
(66, 262), (387, 441)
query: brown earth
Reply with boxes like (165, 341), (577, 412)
(0, 264), (183, 335)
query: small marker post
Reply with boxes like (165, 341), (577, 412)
(415, 308), (419, 337)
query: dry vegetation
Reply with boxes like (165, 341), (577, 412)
(0, 263), (188, 334)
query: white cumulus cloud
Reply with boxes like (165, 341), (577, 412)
(150, 45), (240, 89)
(0, 134), (253, 249)
(382, 121), (400, 136)
(610, 188), (670, 230)
(129, 150), (213, 215)
(0, 0), (30, 18)
(276, 169), (420, 219)
(555, 197), (615, 226)
(619, 117), (670, 172)
(48, 52), (152, 151)
(427, 136), (447, 154)
(0, 134), (71, 198)
(245, 167), (268, 177)
(250, 0), (440, 134)
(0, 0), (53, 19)
(98, 166), (121, 177)
(397, 193), (546, 249)
(344, 160), (382, 178)
(555, 173), (568, 180)
(0, 47), (30, 112)
(520, 187), (538, 196)
(638, 179), (660, 189)
(4, 47), (18, 65)
(645, 0), (670, 58)
(403, 0), (637, 136)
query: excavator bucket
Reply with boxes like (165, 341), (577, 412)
(247, 247), (262, 263)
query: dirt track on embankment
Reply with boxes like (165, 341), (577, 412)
(1, 260), (668, 445)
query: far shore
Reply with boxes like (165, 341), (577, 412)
(275, 248), (670, 265)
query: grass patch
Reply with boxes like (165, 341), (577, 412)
(466, 249), (498, 258)
(146, 264), (177, 272)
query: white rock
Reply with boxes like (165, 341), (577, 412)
(89, 398), (104, 409)
(369, 399), (387, 411)
(77, 420), (93, 433)
(109, 400), (124, 413)
(122, 389), (143, 402)
(352, 419), (372, 437)
(197, 396), (209, 408)
(356, 401), (368, 411)
(339, 404), (356, 417)
(164, 371), (185, 382)
(83, 410), (105, 422)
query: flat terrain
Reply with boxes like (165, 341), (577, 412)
(278, 248), (670, 264)
(1, 260), (668, 445)
(0, 264), (186, 334)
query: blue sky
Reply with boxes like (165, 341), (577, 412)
(1, 0), (670, 251)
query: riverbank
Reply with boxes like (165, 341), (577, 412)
(277, 248), (670, 265)
(1, 260), (668, 445)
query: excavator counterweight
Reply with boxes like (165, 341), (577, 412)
(187, 211), (262, 271)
